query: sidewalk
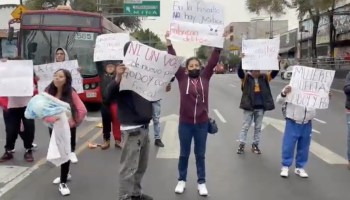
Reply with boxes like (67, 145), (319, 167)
(332, 78), (345, 91)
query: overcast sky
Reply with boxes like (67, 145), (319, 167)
(142, 0), (299, 56)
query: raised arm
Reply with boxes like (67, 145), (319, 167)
(237, 61), (245, 79)
(165, 31), (185, 80)
(202, 47), (222, 79)
(267, 69), (279, 81)
(276, 85), (291, 104)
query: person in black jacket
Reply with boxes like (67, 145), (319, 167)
(107, 42), (153, 200)
(343, 72), (350, 170)
(100, 61), (122, 149)
(237, 54), (279, 155)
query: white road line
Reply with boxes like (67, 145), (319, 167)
(313, 118), (327, 124)
(156, 120), (179, 159)
(213, 109), (227, 123)
(310, 141), (348, 165)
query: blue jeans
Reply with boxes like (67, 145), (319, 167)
(239, 109), (264, 145)
(347, 113), (350, 161)
(282, 119), (312, 168)
(178, 122), (208, 184)
(152, 100), (161, 140)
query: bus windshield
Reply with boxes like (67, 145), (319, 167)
(22, 30), (98, 77)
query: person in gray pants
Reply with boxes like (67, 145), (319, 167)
(107, 42), (153, 200)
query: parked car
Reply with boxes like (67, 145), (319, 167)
(280, 66), (293, 80)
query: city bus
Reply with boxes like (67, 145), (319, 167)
(15, 6), (126, 104)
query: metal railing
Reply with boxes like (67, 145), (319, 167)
(283, 58), (350, 70)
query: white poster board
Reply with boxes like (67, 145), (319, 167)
(34, 60), (83, 93)
(0, 60), (34, 96)
(286, 65), (335, 109)
(242, 38), (280, 70)
(169, 0), (225, 48)
(120, 41), (184, 101)
(94, 33), (130, 62)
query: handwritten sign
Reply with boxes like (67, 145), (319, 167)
(94, 33), (130, 62)
(169, 0), (225, 48)
(0, 60), (34, 96)
(34, 60), (83, 93)
(120, 41), (184, 101)
(286, 65), (335, 109)
(242, 38), (280, 70)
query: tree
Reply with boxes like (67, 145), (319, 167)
(246, 0), (342, 59)
(196, 45), (211, 61)
(25, 0), (141, 30)
(131, 29), (166, 50)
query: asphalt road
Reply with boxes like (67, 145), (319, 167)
(0, 74), (349, 200)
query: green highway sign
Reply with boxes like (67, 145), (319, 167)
(123, 1), (160, 17)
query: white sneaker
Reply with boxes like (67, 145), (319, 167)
(174, 181), (186, 194)
(198, 183), (208, 196)
(70, 152), (78, 164)
(59, 183), (70, 196)
(53, 174), (72, 184)
(280, 166), (289, 178)
(295, 168), (309, 178)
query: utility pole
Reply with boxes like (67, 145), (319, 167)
(269, 14), (273, 39)
(20, 0), (23, 4)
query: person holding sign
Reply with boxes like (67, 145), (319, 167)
(107, 42), (154, 200)
(100, 61), (122, 149)
(236, 55), (279, 155)
(0, 57), (37, 163)
(53, 48), (79, 164)
(166, 32), (223, 196)
(276, 85), (331, 178)
(343, 72), (350, 170)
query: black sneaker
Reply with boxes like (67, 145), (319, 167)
(0, 151), (13, 162)
(251, 144), (262, 154)
(24, 149), (34, 162)
(237, 143), (245, 154)
(132, 194), (153, 200)
(154, 139), (164, 147)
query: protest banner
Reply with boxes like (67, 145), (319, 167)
(120, 41), (184, 101)
(34, 60), (83, 93)
(286, 65), (335, 109)
(169, 0), (225, 48)
(0, 60), (34, 96)
(94, 33), (130, 62)
(241, 38), (280, 70)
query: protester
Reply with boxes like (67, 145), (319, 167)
(277, 85), (331, 178)
(166, 31), (223, 196)
(236, 54), (279, 154)
(100, 61), (122, 149)
(107, 42), (153, 200)
(343, 72), (350, 170)
(0, 57), (37, 162)
(45, 69), (87, 195)
(54, 48), (79, 163)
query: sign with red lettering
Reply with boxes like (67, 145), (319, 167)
(286, 65), (335, 109)
(120, 41), (184, 101)
(169, 0), (225, 48)
(242, 38), (280, 70)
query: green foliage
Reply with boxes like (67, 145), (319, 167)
(131, 29), (166, 50)
(196, 46), (211, 61)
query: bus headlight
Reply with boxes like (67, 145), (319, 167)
(84, 84), (90, 90)
(90, 83), (97, 89)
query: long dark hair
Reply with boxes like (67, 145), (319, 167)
(185, 57), (202, 69)
(46, 69), (76, 118)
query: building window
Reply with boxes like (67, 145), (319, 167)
(229, 26), (234, 33)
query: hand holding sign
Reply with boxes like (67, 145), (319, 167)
(120, 41), (184, 101)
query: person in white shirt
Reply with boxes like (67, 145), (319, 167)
(276, 85), (316, 178)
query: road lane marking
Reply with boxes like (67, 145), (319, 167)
(156, 120), (179, 159)
(0, 124), (101, 197)
(263, 117), (347, 165)
(213, 109), (227, 123)
(79, 122), (101, 139)
(313, 118), (327, 124)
